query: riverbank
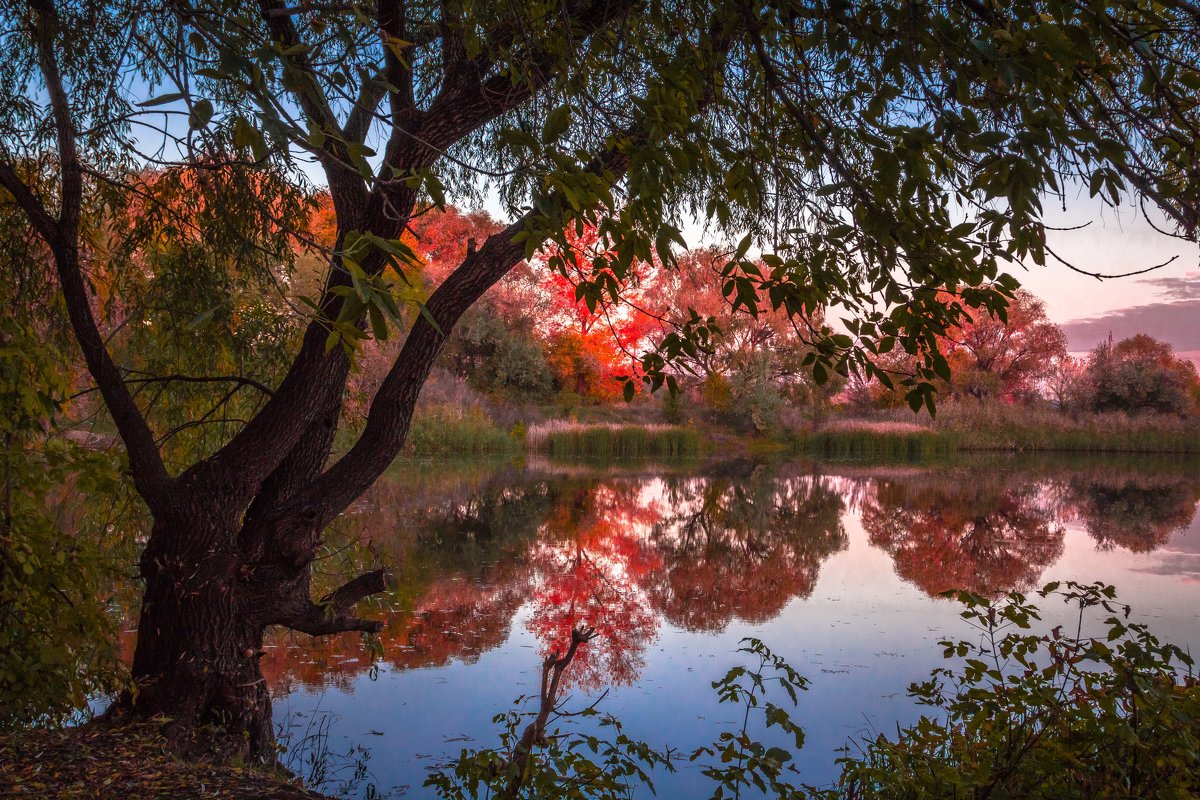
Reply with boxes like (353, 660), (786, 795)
(794, 405), (1200, 457)
(394, 400), (1200, 462)
(0, 722), (331, 800)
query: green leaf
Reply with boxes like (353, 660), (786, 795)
(542, 105), (572, 144)
(138, 92), (184, 107)
(185, 308), (216, 331)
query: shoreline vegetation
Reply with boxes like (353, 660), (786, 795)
(792, 405), (1200, 457)
(394, 401), (1200, 461)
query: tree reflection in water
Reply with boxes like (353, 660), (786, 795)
(646, 465), (847, 632)
(527, 482), (663, 689)
(861, 474), (1064, 597)
(1065, 471), (1200, 553)
(261, 459), (1200, 694)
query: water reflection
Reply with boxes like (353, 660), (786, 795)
(262, 457), (1200, 696)
(646, 466), (847, 632)
(861, 474), (1063, 596)
(1066, 471), (1200, 553)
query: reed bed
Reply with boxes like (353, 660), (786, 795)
(404, 406), (522, 456)
(810, 404), (1200, 455)
(929, 403), (1200, 453)
(526, 420), (704, 460)
(794, 419), (958, 460)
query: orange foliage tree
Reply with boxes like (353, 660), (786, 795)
(534, 224), (661, 402)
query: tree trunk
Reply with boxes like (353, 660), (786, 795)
(110, 511), (276, 764)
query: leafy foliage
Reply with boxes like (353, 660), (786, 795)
(1083, 334), (1200, 416)
(690, 638), (810, 799)
(836, 582), (1200, 800)
(425, 698), (671, 800)
(0, 316), (125, 727)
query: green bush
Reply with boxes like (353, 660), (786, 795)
(0, 318), (125, 727)
(836, 582), (1200, 799)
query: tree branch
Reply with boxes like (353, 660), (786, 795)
(301, 131), (641, 525)
(271, 568), (392, 635)
(379, 0), (415, 122)
(291, 15), (739, 527)
(255, 0), (368, 208)
(23, 0), (171, 507)
(0, 160), (57, 242)
(498, 626), (597, 800)
(321, 567), (391, 612)
(70, 372), (275, 400)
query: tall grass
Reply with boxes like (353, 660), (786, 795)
(928, 403), (1200, 453)
(527, 421), (704, 461)
(404, 406), (522, 456)
(793, 420), (958, 460)
(814, 403), (1200, 455)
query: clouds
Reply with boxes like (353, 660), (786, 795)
(1060, 271), (1200, 356)
(1137, 270), (1200, 301)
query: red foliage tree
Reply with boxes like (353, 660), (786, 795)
(533, 224), (661, 402)
(938, 288), (1067, 401)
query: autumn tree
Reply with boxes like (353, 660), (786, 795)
(535, 223), (661, 402)
(657, 247), (839, 427)
(938, 288), (1068, 401)
(852, 288), (1068, 406)
(4, 0), (1200, 762)
(1083, 334), (1200, 415)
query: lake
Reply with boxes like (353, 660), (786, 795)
(262, 454), (1200, 798)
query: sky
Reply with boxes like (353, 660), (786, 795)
(1013, 194), (1200, 362)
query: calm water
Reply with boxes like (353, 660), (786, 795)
(265, 455), (1200, 798)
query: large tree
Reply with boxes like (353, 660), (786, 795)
(2, 0), (1200, 762)
(939, 288), (1067, 401)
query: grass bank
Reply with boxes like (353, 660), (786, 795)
(403, 406), (523, 457)
(796, 405), (1200, 456)
(527, 421), (705, 461)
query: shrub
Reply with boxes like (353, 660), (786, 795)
(836, 582), (1200, 799)
(1082, 334), (1200, 416)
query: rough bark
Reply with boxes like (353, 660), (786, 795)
(112, 487), (389, 764)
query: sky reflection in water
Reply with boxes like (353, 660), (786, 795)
(265, 456), (1200, 798)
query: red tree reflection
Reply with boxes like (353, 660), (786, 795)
(526, 483), (663, 689)
(862, 477), (1063, 597)
(646, 469), (848, 631)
